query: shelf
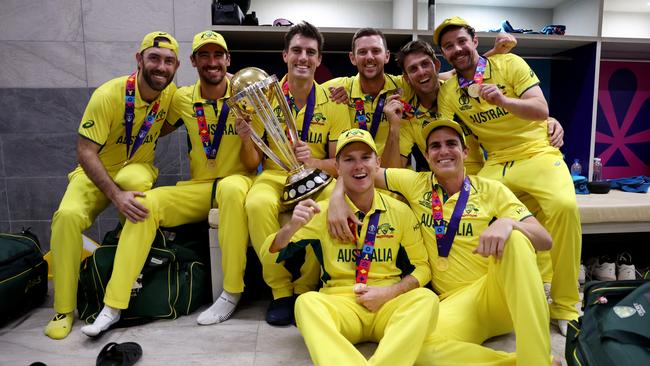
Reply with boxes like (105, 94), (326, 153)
(600, 37), (650, 61)
(210, 25), (414, 53)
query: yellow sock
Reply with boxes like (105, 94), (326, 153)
(44, 312), (73, 340)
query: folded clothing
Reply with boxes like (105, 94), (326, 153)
(609, 176), (650, 193)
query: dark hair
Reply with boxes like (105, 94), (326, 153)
(426, 126), (468, 150)
(395, 40), (436, 72)
(351, 28), (387, 52)
(284, 21), (324, 55)
(437, 25), (476, 47)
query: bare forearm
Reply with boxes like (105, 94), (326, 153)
(499, 97), (548, 121)
(380, 124), (402, 168)
(240, 140), (262, 171)
(77, 145), (120, 200)
(269, 223), (300, 253)
(386, 275), (420, 298)
(512, 217), (553, 251)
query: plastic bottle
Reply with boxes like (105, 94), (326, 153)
(570, 158), (582, 176)
(592, 157), (602, 181)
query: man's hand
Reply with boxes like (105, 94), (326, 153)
(327, 191), (361, 243)
(294, 140), (313, 167)
(328, 86), (349, 104)
(112, 190), (149, 223)
(235, 117), (253, 141)
(493, 32), (517, 54)
(384, 94), (404, 127)
(547, 117), (564, 148)
(478, 84), (507, 106)
(289, 199), (321, 230)
(354, 285), (394, 312)
(474, 218), (514, 258)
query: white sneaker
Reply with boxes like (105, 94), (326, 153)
(80, 306), (120, 337)
(578, 263), (586, 285)
(589, 255), (616, 281)
(197, 291), (241, 325)
(616, 252), (636, 280)
(543, 282), (553, 304)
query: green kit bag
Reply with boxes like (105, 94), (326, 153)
(77, 223), (211, 324)
(0, 229), (48, 323)
(566, 280), (650, 366)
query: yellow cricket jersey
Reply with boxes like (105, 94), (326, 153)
(77, 74), (176, 172)
(166, 80), (257, 181)
(398, 82), (484, 173)
(261, 76), (350, 171)
(323, 74), (406, 156)
(275, 191), (431, 294)
(438, 54), (554, 164)
(385, 168), (532, 298)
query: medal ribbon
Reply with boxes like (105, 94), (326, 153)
(354, 211), (381, 284)
(402, 96), (437, 120)
(458, 56), (487, 91)
(194, 100), (230, 161)
(282, 82), (315, 142)
(124, 72), (161, 161)
(431, 176), (471, 258)
(354, 94), (385, 139)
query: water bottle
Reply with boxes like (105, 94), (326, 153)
(592, 157), (602, 181)
(570, 158), (582, 176)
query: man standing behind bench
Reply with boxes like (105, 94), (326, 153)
(80, 30), (261, 336)
(45, 31), (180, 340)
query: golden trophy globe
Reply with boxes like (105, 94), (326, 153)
(228, 67), (332, 206)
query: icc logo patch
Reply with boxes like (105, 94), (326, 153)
(82, 120), (95, 128)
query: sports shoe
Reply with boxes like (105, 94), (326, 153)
(616, 252), (636, 280)
(552, 319), (568, 337)
(543, 282), (553, 304)
(265, 295), (296, 326)
(81, 306), (120, 337)
(197, 291), (241, 325)
(589, 255), (616, 281)
(44, 312), (74, 340)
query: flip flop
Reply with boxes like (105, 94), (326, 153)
(500, 20), (532, 33)
(96, 342), (143, 366)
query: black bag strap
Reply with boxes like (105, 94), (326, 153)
(210, 178), (219, 209)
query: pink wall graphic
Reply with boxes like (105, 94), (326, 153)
(596, 61), (650, 179)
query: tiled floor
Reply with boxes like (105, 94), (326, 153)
(0, 285), (569, 366)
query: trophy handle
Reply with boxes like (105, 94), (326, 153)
(271, 81), (300, 147)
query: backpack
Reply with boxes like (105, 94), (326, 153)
(0, 229), (48, 323)
(77, 222), (212, 324)
(566, 280), (650, 366)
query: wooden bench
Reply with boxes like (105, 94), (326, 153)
(576, 190), (650, 234)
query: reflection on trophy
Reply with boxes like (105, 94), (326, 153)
(228, 67), (332, 206)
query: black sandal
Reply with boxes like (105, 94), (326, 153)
(96, 342), (143, 366)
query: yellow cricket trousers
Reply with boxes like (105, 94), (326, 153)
(295, 287), (438, 366)
(245, 169), (334, 299)
(51, 163), (157, 314)
(479, 149), (581, 321)
(429, 231), (552, 366)
(104, 174), (253, 309)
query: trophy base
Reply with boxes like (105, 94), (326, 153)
(282, 167), (333, 207)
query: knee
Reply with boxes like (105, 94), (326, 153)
(217, 176), (249, 203)
(295, 292), (319, 316)
(245, 190), (276, 215)
(504, 230), (536, 257)
(52, 206), (87, 227)
(544, 196), (578, 218)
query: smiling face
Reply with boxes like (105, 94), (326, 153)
(336, 142), (380, 198)
(137, 47), (179, 91)
(191, 43), (230, 86)
(349, 35), (389, 82)
(425, 127), (467, 179)
(403, 51), (440, 96)
(283, 34), (321, 82)
(439, 27), (480, 77)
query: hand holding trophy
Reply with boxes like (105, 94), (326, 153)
(228, 67), (332, 207)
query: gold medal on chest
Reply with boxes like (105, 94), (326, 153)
(436, 257), (449, 272)
(467, 83), (481, 98)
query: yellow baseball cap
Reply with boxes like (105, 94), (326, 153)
(421, 119), (466, 145)
(336, 129), (378, 157)
(139, 31), (179, 57)
(433, 16), (470, 46)
(192, 30), (228, 53)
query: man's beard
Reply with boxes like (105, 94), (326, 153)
(142, 66), (174, 91)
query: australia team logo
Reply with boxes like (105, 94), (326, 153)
(310, 112), (326, 126)
(462, 203), (479, 217)
(376, 222), (396, 238)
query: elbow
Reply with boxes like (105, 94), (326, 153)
(538, 231), (553, 251)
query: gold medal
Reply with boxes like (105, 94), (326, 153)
(467, 83), (481, 98)
(435, 257), (449, 272)
(206, 159), (216, 168)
